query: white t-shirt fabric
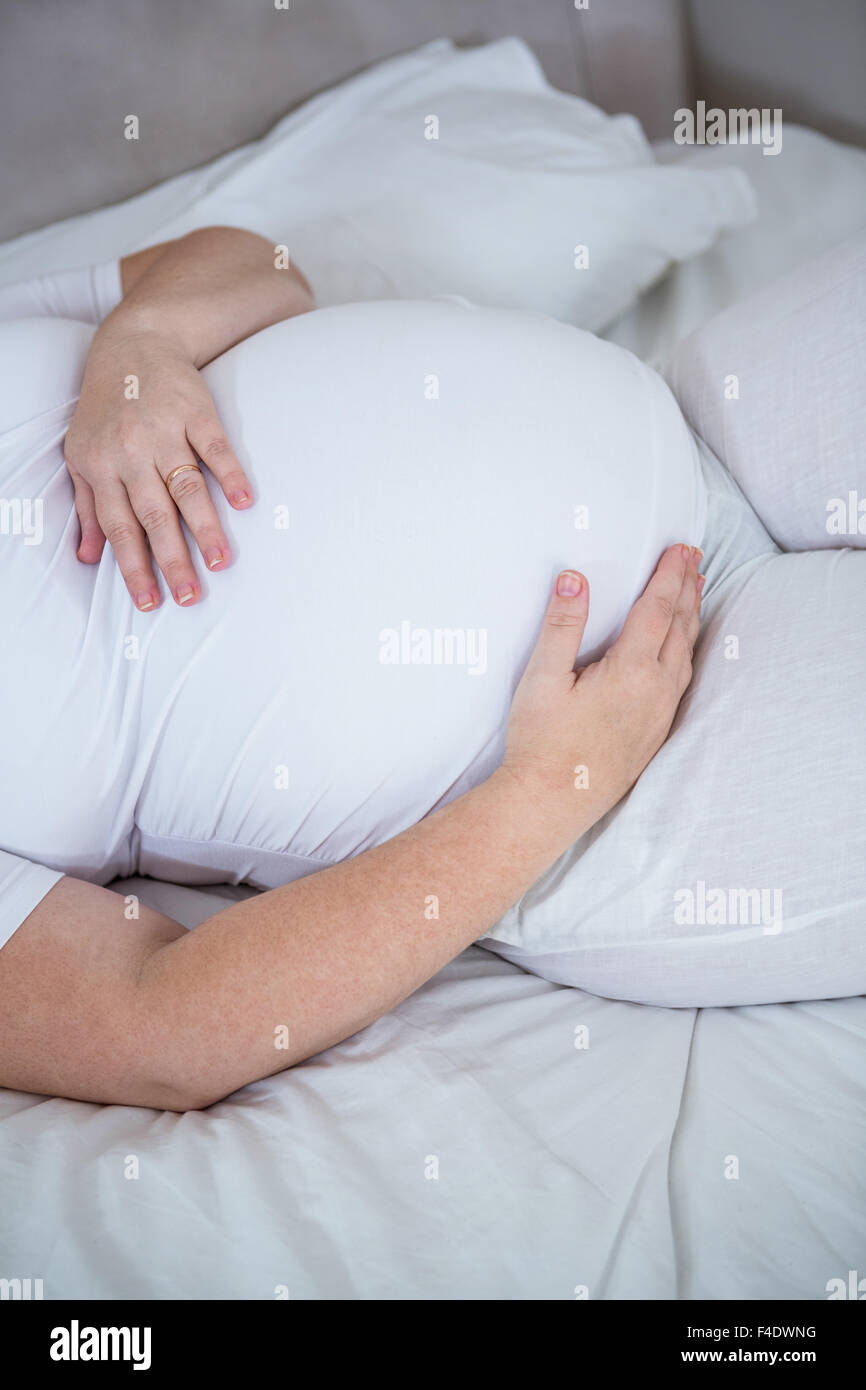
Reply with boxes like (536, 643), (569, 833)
(0, 259), (123, 329)
(0, 262), (126, 938)
(0, 263), (706, 952)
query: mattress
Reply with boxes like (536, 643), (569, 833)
(1, 108), (864, 1299)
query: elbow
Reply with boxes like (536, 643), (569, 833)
(118, 1070), (221, 1113)
(145, 1056), (266, 1114)
(152, 1052), (311, 1113)
(145, 1056), (239, 1113)
(131, 954), (311, 1111)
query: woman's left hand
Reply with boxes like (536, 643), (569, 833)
(64, 324), (254, 611)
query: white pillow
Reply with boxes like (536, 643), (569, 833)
(667, 234), (866, 551)
(0, 39), (756, 332)
(481, 537), (866, 1008)
(265, 40), (757, 330)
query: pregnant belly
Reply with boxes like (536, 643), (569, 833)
(131, 300), (705, 887)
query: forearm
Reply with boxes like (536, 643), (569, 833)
(139, 767), (588, 1108)
(1, 556), (698, 1111)
(108, 225), (314, 367)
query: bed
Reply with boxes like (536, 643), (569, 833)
(0, 1), (864, 1301)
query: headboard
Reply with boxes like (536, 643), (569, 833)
(0, 0), (692, 242)
(1, 0), (863, 244)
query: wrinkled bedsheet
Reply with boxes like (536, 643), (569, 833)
(1, 876), (862, 1300)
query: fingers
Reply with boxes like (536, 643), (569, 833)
(524, 570), (589, 680)
(93, 483), (161, 612)
(691, 571), (705, 643)
(616, 544), (700, 660)
(186, 418), (252, 511)
(159, 453), (232, 575)
(124, 472), (203, 608)
(658, 547), (703, 677)
(70, 474), (106, 565)
(91, 444), (240, 610)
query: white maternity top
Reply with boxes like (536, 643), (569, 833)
(0, 262), (706, 948)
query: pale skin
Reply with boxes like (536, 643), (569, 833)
(64, 226), (314, 608)
(0, 229), (705, 1111)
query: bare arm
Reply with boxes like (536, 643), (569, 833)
(113, 225), (313, 368)
(0, 547), (702, 1112)
(64, 226), (314, 608)
(0, 763), (573, 1112)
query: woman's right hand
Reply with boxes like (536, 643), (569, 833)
(499, 543), (704, 841)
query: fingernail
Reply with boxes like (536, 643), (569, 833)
(556, 570), (583, 597)
(229, 490), (250, 507)
(206, 548), (225, 570)
(176, 584), (196, 605)
(692, 547), (704, 563)
(680, 544), (691, 562)
(697, 574), (706, 593)
(135, 591), (156, 612)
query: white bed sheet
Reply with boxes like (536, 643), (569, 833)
(0, 874), (862, 1300)
(0, 93), (864, 1300)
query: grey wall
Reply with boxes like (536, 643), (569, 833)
(0, 0), (862, 244)
(687, 0), (866, 149)
(0, 0), (690, 241)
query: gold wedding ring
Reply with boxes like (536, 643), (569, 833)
(164, 463), (202, 491)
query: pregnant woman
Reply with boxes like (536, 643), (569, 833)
(0, 227), (861, 1110)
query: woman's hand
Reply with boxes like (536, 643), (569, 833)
(500, 543), (704, 843)
(64, 326), (253, 611)
(63, 225), (315, 610)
